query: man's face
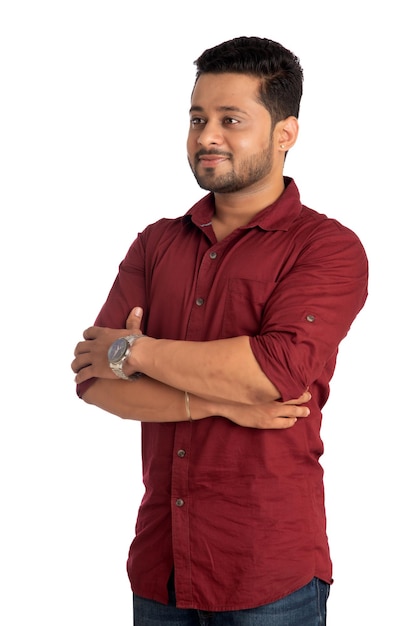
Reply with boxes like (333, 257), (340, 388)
(187, 73), (279, 194)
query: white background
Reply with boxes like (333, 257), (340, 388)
(1, 1), (416, 624)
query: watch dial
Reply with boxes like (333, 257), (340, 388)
(108, 337), (128, 363)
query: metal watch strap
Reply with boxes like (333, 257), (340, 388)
(109, 334), (145, 381)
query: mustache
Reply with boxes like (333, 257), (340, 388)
(195, 149), (232, 159)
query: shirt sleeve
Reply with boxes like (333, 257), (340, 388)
(76, 233), (147, 398)
(249, 219), (368, 402)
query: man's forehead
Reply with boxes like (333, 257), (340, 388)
(191, 73), (262, 106)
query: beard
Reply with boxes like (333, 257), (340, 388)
(189, 140), (274, 193)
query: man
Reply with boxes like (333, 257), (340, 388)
(72, 36), (368, 625)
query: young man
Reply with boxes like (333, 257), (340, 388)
(72, 36), (368, 625)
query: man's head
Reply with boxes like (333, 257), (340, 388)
(187, 36), (302, 196)
(194, 36), (303, 126)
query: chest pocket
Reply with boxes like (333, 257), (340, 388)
(221, 278), (277, 338)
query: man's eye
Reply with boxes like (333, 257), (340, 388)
(190, 118), (205, 127)
(224, 117), (239, 125)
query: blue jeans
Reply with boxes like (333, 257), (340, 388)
(133, 576), (330, 625)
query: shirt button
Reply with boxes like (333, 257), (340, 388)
(196, 297), (204, 306)
(177, 449), (186, 458)
(175, 498), (185, 507)
(209, 251), (217, 259)
(306, 314), (315, 322)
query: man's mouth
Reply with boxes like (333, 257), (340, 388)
(197, 154), (229, 168)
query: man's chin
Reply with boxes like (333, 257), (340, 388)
(193, 174), (215, 192)
(194, 175), (240, 194)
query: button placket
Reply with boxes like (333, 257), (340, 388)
(193, 250), (218, 310)
(171, 423), (192, 509)
(186, 244), (220, 338)
(171, 423), (193, 592)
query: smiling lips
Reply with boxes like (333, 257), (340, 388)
(198, 154), (229, 168)
(194, 149), (232, 172)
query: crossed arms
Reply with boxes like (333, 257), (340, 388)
(72, 307), (311, 429)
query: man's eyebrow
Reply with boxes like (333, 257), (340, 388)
(189, 105), (248, 114)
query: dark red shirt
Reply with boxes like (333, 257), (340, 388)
(78, 178), (368, 611)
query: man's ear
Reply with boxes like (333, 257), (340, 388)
(274, 116), (299, 153)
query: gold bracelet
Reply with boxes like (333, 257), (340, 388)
(184, 391), (192, 421)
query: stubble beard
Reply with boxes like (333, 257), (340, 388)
(190, 141), (274, 194)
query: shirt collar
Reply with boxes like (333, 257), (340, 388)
(185, 177), (302, 232)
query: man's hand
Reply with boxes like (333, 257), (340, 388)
(219, 391), (311, 429)
(71, 307), (144, 383)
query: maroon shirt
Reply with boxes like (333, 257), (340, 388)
(78, 178), (368, 611)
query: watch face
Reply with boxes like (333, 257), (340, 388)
(108, 337), (129, 363)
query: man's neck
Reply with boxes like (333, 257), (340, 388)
(212, 177), (285, 241)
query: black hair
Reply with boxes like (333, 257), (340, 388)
(194, 36), (303, 124)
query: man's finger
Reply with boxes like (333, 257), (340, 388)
(284, 391), (311, 405)
(126, 306), (143, 332)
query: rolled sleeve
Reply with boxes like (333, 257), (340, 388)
(250, 220), (368, 401)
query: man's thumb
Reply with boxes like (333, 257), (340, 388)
(126, 306), (143, 331)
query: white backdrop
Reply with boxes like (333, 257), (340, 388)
(1, 1), (416, 624)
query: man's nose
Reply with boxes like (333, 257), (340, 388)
(197, 120), (223, 147)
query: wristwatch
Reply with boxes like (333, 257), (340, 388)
(107, 334), (144, 381)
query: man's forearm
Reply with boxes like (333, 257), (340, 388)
(82, 376), (202, 422)
(81, 376), (309, 428)
(127, 334), (281, 404)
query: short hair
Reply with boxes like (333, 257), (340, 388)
(194, 36), (303, 124)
